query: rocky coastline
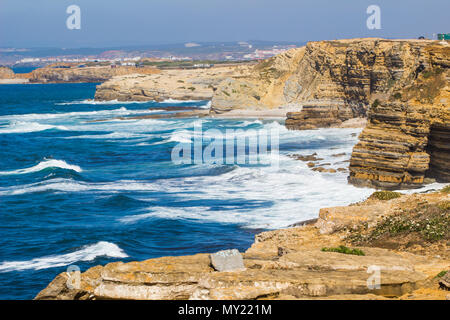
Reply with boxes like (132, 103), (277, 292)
(91, 38), (449, 190)
(12, 38), (448, 299)
(93, 65), (252, 102)
(0, 65), (159, 84)
(36, 188), (449, 300)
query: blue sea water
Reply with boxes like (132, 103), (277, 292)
(12, 67), (38, 74)
(0, 83), (378, 299)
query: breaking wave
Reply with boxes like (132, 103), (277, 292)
(0, 121), (68, 134)
(0, 159), (82, 175)
(0, 241), (128, 272)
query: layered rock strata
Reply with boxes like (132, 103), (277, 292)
(28, 65), (158, 83)
(348, 45), (449, 189)
(0, 65), (159, 84)
(94, 65), (252, 102)
(210, 39), (448, 129)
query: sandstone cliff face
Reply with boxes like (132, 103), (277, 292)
(27, 65), (158, 83)
(35, 191), (449, 300)
(94, 66), (251, 102)
(210, 48), (306, 113)
(348, 44), (450, 189)
(0, 67), (15, 79)
(211, 39), (448, 130)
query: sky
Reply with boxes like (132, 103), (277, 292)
(0, 0), (449, 48)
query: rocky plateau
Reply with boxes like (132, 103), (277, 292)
(36, 189), (449, 300)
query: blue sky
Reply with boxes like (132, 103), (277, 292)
(0, 0), (449, 47)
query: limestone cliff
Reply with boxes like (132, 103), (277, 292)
(211, 39), (448, 129)
(27, 65), (158, 83)
(349, 44), (450, 189)
(210, 48), (306, 114)
(0, 67), (15, 79)
(0, 65), (159, 84)
(94, 66), (251, 102)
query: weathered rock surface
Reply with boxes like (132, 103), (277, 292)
(210, 39), (448, 130)
(35, 190), (449, 300)
(94, 65), (252, 102)
(28, 65), (158, 83)
(439, 271), (450, 290)
(0, 65), (159, 84)
(348, 49), (449, 189)
(0, 66), (15, 79)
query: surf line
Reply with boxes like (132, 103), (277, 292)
(171, 120), (280, 167)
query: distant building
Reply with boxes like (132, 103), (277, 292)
(193, 63), (213, 68)
(437, 33), (450, 40)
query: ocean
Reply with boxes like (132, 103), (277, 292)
(0, 83), (378, 299)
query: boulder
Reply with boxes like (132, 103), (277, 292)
(210, 249), (246, 272)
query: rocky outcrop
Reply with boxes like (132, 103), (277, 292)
(348, 45), (449, 189)
(94, 66), (252, 102)
(210, 48), (306, 114)
(0, 67), (15, 79)
(0, 65), (159, 84)
(35, 190), (449, 300)
(27, 65), (158, 83)
(0, 67), (29, 84)
(210, 39), (448, 131)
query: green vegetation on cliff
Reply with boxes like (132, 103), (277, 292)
(321, 245), (365, 256)
(370, 191), (402, 201)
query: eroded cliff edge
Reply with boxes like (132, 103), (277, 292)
(211, 39), (448, 126)
(94, 65), (253, 102)
(35, 189), (449, 300)
(0, 65), (159, 84)
(348, 44), (449, 189)
(210, 38), (449, 189)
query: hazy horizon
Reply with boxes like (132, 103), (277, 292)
(0, 0), (449, 48)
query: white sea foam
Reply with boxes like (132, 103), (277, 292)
(399, 182), (449, 194)
(0, 121), (68, 134)
(168, 130), (193, 143)
(0, 241), (128, 272)
(118, 151), (376, 229)
(198, 101), (212, 109)
(0, 107), (163, 122)
(64, 132), (150, 140)
(161, 99), (204, 104)
(242, 120), (263, 126)
(0, 159), (82, 175)
(0, 178), (160, 196)
(56, 99), (149, 105)
(2, 124), (431, 230)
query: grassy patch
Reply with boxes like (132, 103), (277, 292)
(370, 191), (402, 201)
(392, 92), (402, 100)
(403, 68), (446, 103)
(441, 185), (450, 193)
(321, 245), (365, 256)
(436, 270), (448, 278)
(371, 99), (380, 108)
(348, 202), (449, 245)
(437, 201), (450, 211)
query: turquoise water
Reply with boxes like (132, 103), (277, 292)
(0, 83), (374, 299)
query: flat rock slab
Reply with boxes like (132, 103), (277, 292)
(210, 249), (245, 272)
